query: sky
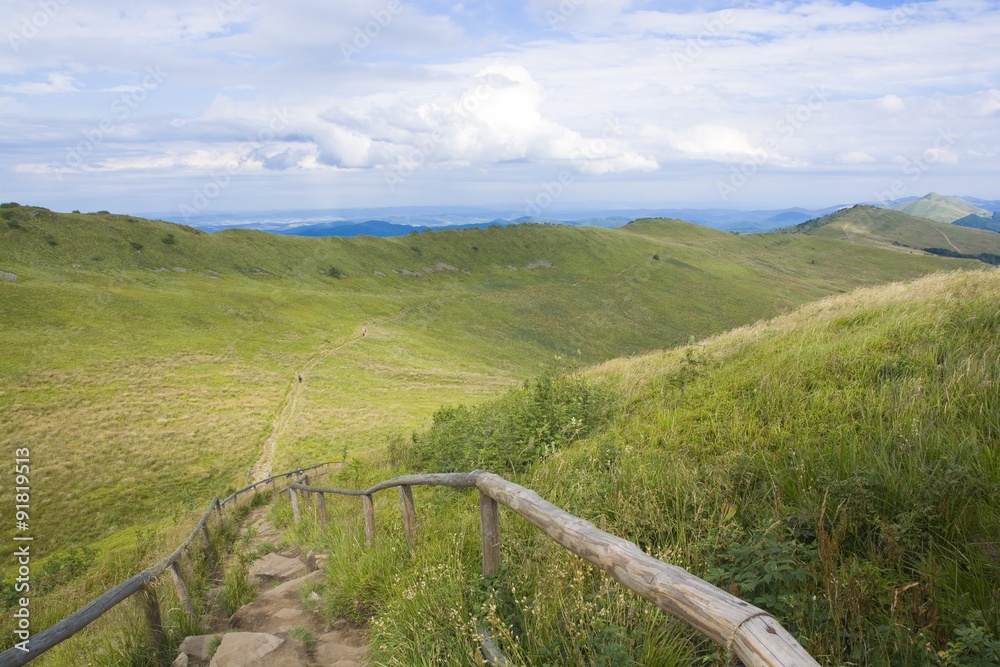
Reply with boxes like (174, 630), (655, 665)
(1, 0), (998, 219)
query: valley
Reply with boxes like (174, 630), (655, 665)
(0, 203), (996, 665)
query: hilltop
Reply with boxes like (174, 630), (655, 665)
(891, 192), (993, 224)
(779, 204), (1000, 262)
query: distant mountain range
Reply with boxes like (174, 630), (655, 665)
(155, 205), (846, 237)
(146, 194), (998, 239)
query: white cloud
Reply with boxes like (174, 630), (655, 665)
(0, 96), (28, 114)
(270, 64), (658, 174)
(2, 72), (77, 95)
(666, 124), (803, 168)
(837, 151), (876, 164)
(878, 94), (905, 113)
(527, 0), (634, 32)
(3, 0), (1000, 210)
(974, 89), (1000, 116)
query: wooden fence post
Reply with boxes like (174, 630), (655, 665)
(139, 584), (164, 659)
(315, 492), (327, 526)
(398, 485), (418, 548)
(289, 487), (302, 525)
(363, 494), (376, 545)
(168, 561), (197, 622)
(201, 524), (213, 570)
(479, 491), (501, 576)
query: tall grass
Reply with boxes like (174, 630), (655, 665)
(315, 269), (999, 666)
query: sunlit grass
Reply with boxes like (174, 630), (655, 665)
(0, 205), (986, 663)
(333, 269), (1000, 666)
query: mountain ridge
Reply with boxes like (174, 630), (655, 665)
(891, 192), (992, 223)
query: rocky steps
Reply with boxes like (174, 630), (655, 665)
(169, 508), (367, 667)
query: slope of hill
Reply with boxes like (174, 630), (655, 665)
(0, 204), (982, 660)
(954, 210), (1000, 233)
(892, 192), (992, 223)
(780, 204), (1000, 260)
(959, 196), (1000, 212)
(375, 269), (1000, 666)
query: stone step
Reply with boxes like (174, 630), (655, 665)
(209, 632), (309, 667)
(249, 552), (308, 582)
(230, 571), (322, 634)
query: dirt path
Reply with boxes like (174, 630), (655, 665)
(935, 227), (962, 253)
(249, 333), (361, 483)
(248, 305), (428, 483)
(170, 506), (367, 667)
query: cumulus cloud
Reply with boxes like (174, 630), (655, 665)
(287, 64), (657, 174)
(3, 0), (999, 210)
(665, 124), (804, 168)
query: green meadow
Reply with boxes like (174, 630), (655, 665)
(306, 269), (1000, 666)
(0, 203), (992, 664)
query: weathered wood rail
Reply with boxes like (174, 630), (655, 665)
(287, 470), (820, 667)
(0, 462), (337, 667)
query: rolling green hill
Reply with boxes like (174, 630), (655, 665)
(0, 203), (986, 662)
(891, 192), (992, 223)
(780, 204), (1000, 260)
(0, 205), (977, 557)
(370, 269), (1000, 666)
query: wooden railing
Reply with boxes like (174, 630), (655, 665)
(0, 462), (337, 667)
(287, 470), (820, 667)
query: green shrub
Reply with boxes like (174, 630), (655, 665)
(393, 374), (612, 474)
(129, 241), (143, 251)
(326, 266), (344, 278)
(162, 233), (176, 245)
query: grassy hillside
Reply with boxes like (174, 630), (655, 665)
(892, 193), (993, 224)
(781, 205), (1000, 259)
(0, 203), (982, 661)
(0, 205), (972, 554)
(337, 269), (999, 666)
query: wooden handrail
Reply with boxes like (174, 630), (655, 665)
(289, 470), (819, 667)
(3, 462), (817, 666)
(0, 463), (337, 667)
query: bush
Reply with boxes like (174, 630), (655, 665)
(129, 241), (143, 251)
(44, 234), (58, 246)
(162, 233), (176, 245)
(326, 266), (344, 278)
(393, 374), (613, 474)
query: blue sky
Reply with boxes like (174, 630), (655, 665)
(1, 0), (998, 217)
